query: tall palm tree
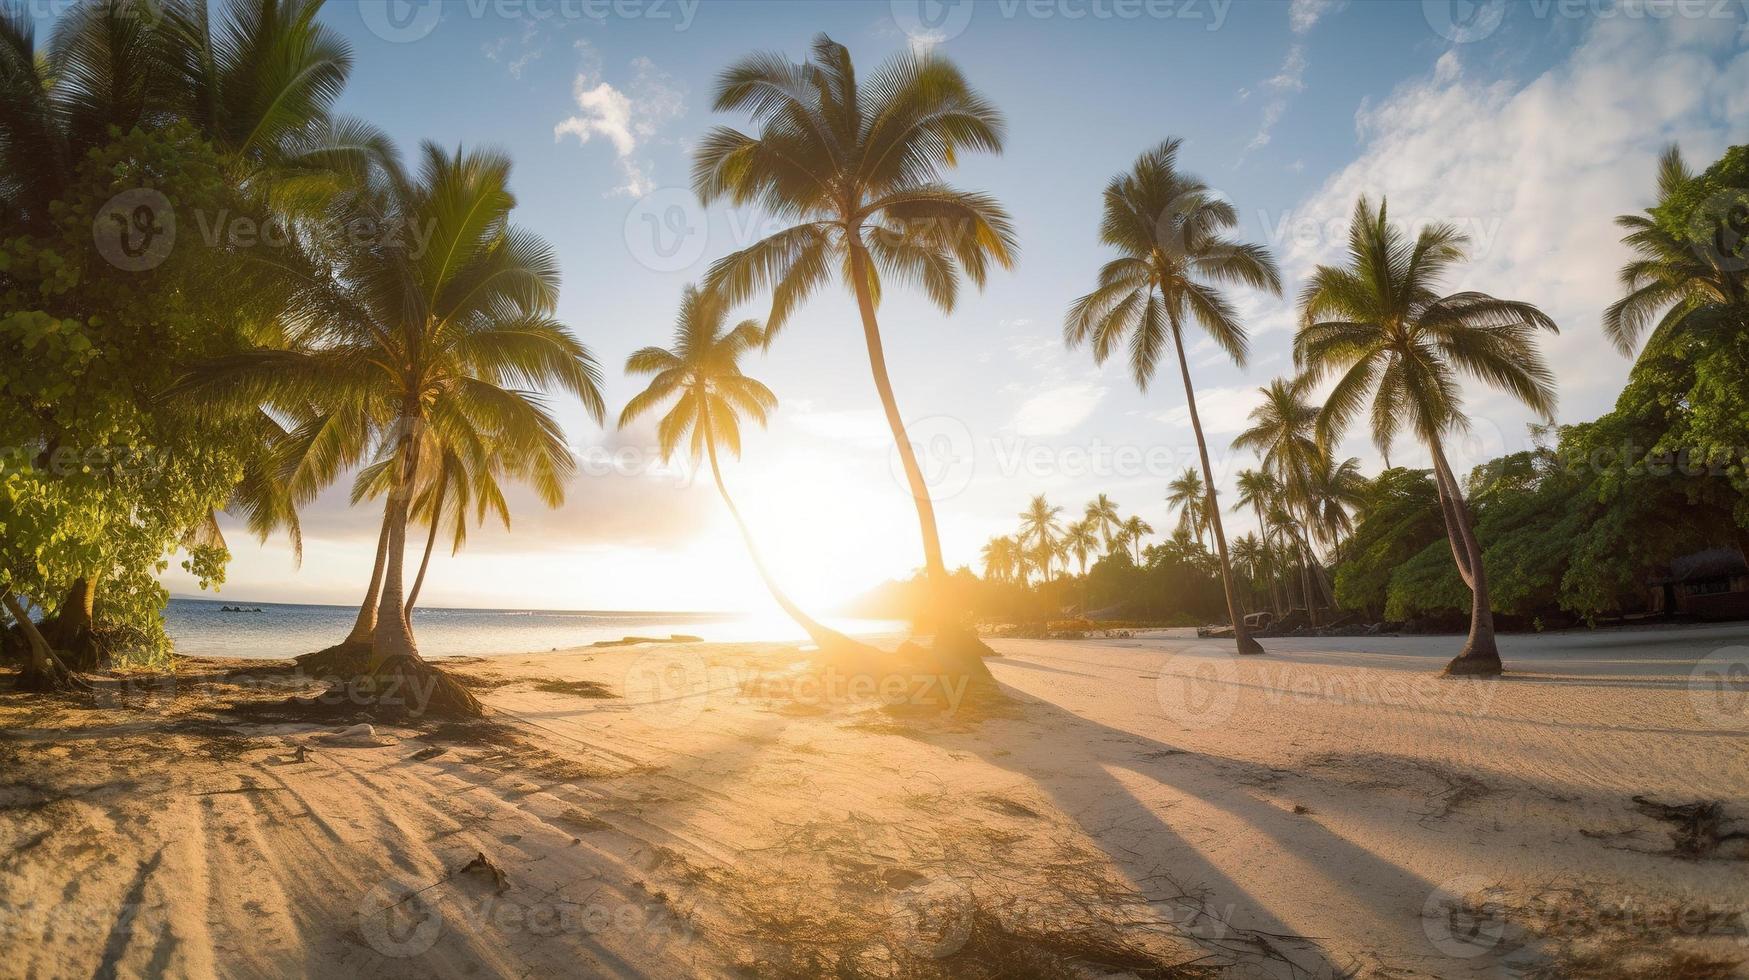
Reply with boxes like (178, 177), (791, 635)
(1232, 378), (1334, 622)
(1165, 468), (1208, 548)
(1297, 197), (1558, 676)
(189, 144), (605, 711)
(1230, 533), (1264, 614)
(620, 284), (853, 650)
(1016, 494), (1064, 582)
(1064, 139), (1280, 655)
(980, 535), (1018, 583)
(1118, 515), (1153, 566)
(1084, 494), (1122, 554)
(1604, 145), (1746, 357)
(1064, 519), (1098, 578)
(1303, 450), (1366, 562)
(694, 35), (1016, 611)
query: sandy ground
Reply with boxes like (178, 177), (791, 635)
(2, 625), (1747, 978)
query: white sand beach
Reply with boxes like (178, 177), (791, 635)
(3, 626), (1746, 978)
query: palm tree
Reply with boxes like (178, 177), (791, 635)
(620, 284), (851, 650)
(694, 35), (1016, 613)
(1232, 378), (1334, 623)
(1016, 494), (1064, 582)
(1230, 533), (1264, 614)
(1605, 145), (1746, 357)
(189, 144), (605, 712)
(1233, 468), (1286, 617)
(1118, 515), (1153, 565)
(1296, 196), (1558, 676)
(1304, 450), (1366, 562)
(1165, 469), (1209, 548)
(1084, 494), (1122, 554)
(1063, 518), (1098, 614)
(1064, 139), (1280, 655)
(981, 535), (1018, 583)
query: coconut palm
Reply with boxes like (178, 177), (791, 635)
(1165, 469), (1209, 548)
(1296, 196), (1558, 675)
(1232, 468), (1286, 616)
(1303, 450), (1366, 561)
(981, 535), (1018, 583)
(186, 144), (605, 713)
(694, 35), (1016, 602)
(1064, 519), (1099, 578)
(1232, 378), (1334, 622)
(1604, 145), (1747, 357)
(1064, 138), (1279, 655)
(1230, 533), (1265, 613)
(1118, 515), (1153, 565)
(1016, 494), (1064, 574)
(620, 285), (850, 649)
(1084, 494), (1122, 554)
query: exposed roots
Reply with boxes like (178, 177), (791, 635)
(1443, 651), (1504, 677)
(293, 639), (375, 679)
(280, 649), (484, 721)
(16, 651), (93, 694)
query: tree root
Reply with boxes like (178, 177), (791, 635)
(293, 640), (375, 679)
(1443, 651), (1504, 677)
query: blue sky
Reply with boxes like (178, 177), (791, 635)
(148, 0), (1749, 611)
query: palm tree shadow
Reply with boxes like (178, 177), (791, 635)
(956, 686), (1453, 978)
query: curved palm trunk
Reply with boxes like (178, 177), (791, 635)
(704, 437), (851, 650)
(1168, 326), (1262, 655)
(370, 415), (422, 669)
(6, 591), (82, 691)
(847, 243), (947, 588)
(346, 513), (393, 644)
(405, 469), (447, 618)
(1429, 436), (1501, 675)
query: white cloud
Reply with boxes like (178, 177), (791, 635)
(1152, 385), (1266, 437)
(1014, 384), (1107, 437)
(788, 408), (892, 448)
(1253, 15), (1749, 464)
(1288, 0), (1345, 34)
(553, 43), (686, 196)
(1244, 43), (1310, 156)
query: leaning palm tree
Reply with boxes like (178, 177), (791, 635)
(1297, 196), (1558, 676)
(620, 285), (853, 651)
(186, 144), (605, 714)
(1165, 469), (1208, 548)
(694, 35), (1016, 618)
(1065, 139), (1280, 655)
(1604, 145), (1746, 358)
(1118, 515), (1153, 565)
(1084, 494), (1122, 554)
(1017, 494), (1064, 579)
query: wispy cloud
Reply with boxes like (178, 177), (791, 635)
(554, 42), (686, 196)
(1241, 0), (1342, 161)
(1288, 0), (1345, 35)
(1015, 384), (1107, 437)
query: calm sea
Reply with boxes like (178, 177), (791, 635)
(164, 597), (904, 660)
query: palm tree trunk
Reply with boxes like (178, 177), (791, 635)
(405, 469), (447, 618)
(346, 512), (393, 644)
(5, 591), (82, 691)
(1169, 326), (1263, 655)
(847, 242), (946, 586)
(1429, 435), (1501, 675)
(704, 433), (852, 651)
(369, 414), (422, 669)
(1255, 503), (1285, 618)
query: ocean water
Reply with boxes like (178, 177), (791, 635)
(164, 597), (905, 660)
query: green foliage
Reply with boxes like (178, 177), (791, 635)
(1332, 468), (1442, 616)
